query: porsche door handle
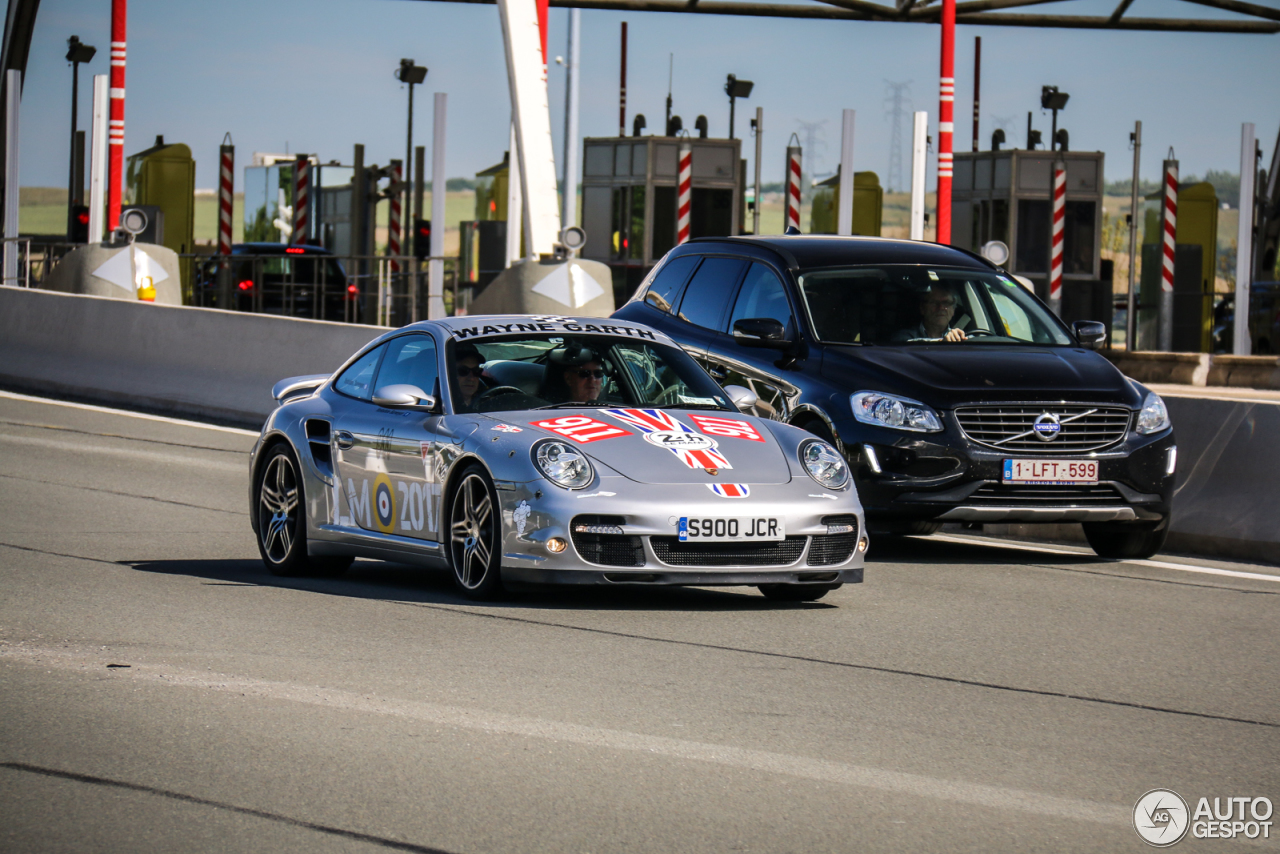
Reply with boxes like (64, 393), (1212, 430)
(333, 430), (355, 450)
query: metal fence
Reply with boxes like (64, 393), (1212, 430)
(3, 240), (465, 327)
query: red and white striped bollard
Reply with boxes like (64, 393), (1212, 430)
(291, 156), (309, 244)
(785, 144), (802, 233)
(1159, 159), (1178, 351)
(1048, 159), (1066, 316)
(218, 142), (234, 255)
(388, 160), (402, 273)
(676, 144), (692, 244)
(936, 0), (955, 245)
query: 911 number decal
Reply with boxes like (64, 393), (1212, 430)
(530, 416), (632, 443)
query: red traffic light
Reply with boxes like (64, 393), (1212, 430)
(76, 212), (90, 225)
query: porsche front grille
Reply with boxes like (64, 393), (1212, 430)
(954, 404), (1131, 453)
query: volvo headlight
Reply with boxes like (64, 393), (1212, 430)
(1135, 391), (1171, 435)
(533, 440), (594, 489)
(800, 440), (850, 489)
(850, 391), (943, 433)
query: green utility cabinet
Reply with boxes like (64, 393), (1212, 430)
(125, 137), (195, 288)
(1139, 181), (1218, 352)
(808, 170), (883, 236)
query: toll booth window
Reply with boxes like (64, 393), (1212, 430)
(335, 345), (385, 401)
(991, 199), (1010, 245)
(629, 187), (646, 261)
(644, 255), (701, 313)
(1063, 201), (1095, 275)
(375, 334), (439, 396)
(690, 189), (735, 238)
(676, 257), (747, 330)
(730, 264), (794, 335)
(1015, 199), (1050, 273)
(652, 186), (677, 258)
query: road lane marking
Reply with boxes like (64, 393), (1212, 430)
(931, 534), (1280, 584)
(0, 390), (259, 436)
(0, 433), (243, 472)
(0, 644), (1126, 826)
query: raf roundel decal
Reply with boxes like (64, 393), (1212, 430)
(373, 473), (396, 533)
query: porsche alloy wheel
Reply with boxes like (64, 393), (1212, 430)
(255, 444), (350, 578)
(449, 467), (505, 599)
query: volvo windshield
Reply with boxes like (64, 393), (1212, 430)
(796, 265), (1075, 347)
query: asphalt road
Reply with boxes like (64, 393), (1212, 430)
(1, 390), (1277, 853)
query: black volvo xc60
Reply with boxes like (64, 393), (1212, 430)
(612, 235), (1176, 559)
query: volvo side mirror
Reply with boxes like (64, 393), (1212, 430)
(732, 318), (791, 349)
(723, 385), (759, 415)
(373, 384), (439, 412)
(1071, 320), (1107, 350)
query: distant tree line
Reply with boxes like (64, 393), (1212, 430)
(1104, 170), (1243, 207)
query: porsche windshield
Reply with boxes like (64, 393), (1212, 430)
(796, 265), (1074, 346)
(448, 334), (733, 414)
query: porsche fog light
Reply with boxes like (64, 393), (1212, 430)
(533, 440), (594, 489)
(851, 391), (942, 433)
(546, 537), (568, 553)
(800, 440), (850, 489)
(1135, 392), (1171, 435)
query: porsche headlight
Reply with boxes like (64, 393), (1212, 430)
(1135, 391), (1171, 435)
(800, 440), (850, 489)
(533, 440), (594, 489)
(850, 391), (943, 433)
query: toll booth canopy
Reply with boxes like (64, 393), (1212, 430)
(580, 136), (741, 299)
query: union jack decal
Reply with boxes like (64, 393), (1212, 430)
(602, 408), (732, 471)
(707, 483), (750, 498)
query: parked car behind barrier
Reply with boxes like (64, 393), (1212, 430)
(193, 243), (361, 322)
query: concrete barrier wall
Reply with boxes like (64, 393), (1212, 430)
(0, 287), (385, 427)
(1104, 350), (1280, 389)
(1161, 395), (1280, 563)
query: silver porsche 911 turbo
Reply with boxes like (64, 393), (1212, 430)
(250, 314), (867, 601)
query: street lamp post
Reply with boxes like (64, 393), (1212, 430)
(724, 74), (753, 140)
(396, 59), (428, 255)
(66, 35), (96, 241)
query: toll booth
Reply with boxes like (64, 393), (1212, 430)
(808, 170), (884, 235)
(580, 136), (742, 303)
(125, 135), (196, 264)
(951, 149), (1110, 335)
(1138, 181), (1218, 352)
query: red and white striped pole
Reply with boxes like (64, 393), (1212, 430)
(218, 140), (234, 255)
(1048, 159), (1066, 316)
(676, 143), (692, 244)
(291, 155), (309, 245)
(936, 0), (955, 245)
(387, 160), (402, 272)
(1159, 158), (1179, 351)
(106, 0), (127, 232)
(785, 143), (802, 233)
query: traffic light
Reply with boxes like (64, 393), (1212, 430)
(70, 205), (90, 243)
(414, 219), (431, 259)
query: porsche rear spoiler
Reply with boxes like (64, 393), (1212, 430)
(272, 374), (330, 405)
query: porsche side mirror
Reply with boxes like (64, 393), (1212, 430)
(732, 318), (791, 350)
(373, 384), (439, 412)
(723, 384), (759, 414)
(1071, 320), (1107, 350)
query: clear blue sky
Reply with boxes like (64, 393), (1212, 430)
(17, 0), (1280, 194)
